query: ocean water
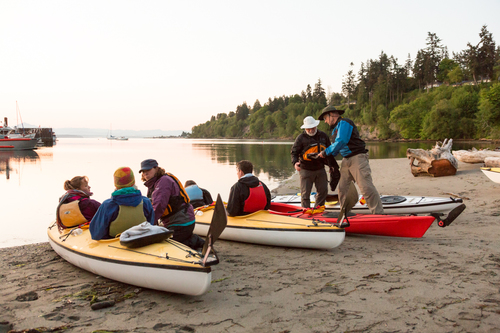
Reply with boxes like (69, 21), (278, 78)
(1, 137), (496, 248)
(0, 138), (294, 248)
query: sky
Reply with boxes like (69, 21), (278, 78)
(1, 0), (499, 132)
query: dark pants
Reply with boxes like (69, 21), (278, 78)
(169, 223), (205, 250)
(299, 168), (328, 208)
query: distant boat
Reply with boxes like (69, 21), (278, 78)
(107, 124), (128, 141)
(107, 134), (129, 141)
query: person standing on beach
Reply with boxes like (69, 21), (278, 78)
(139, 159), (205, 249)
(318, 105), (384, 214)
(291, 116), (340, 208)
(226, 160), (272, 216)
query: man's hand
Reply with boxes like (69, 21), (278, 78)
(294, 162), (301, 171)
(318, 151), (326, 158)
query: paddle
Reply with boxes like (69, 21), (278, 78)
(336, 182), (358, 227)
(201, 194), (227, 266)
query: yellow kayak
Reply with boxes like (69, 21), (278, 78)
(47, 222), (214, 296)
(194, 207), (344, 249)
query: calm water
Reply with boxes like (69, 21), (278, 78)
(1, 138), (497, 248)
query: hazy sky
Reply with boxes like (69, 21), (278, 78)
(1, 0), (499, 132)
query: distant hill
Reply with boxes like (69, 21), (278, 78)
(53, 128), (185, 138)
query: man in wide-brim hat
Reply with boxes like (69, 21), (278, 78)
(318, 105), (384, 214)
(291, 115), (340, 208)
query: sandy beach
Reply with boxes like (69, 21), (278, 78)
(1, 158), (500, 333)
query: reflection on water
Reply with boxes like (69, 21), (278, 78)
(0, 150), (40, 179)
(193, 142), (295, 181)
(1, 138), (498, 249)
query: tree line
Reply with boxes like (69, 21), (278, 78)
(191, 25), (500, 140)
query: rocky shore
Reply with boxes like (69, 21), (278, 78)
(1, 158), (499, 333)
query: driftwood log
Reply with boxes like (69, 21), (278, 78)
(484, 157), (500, 167)
(407, 139), (458, 177)
(452, 148), (500, 163)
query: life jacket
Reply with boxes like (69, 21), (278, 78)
(302, 143), (327, 161)
(58, 199), (88, 228)
(185, 185), (203, 201)
(56, 191), (89, 230)
(161, 173), (191, 218)
(109, 202), (147, 237)
(243, 182), (268, 213)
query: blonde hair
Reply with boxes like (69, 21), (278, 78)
(64, 176), (89, 191)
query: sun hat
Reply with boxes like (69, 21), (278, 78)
(318, 105), (345, 120)
(114, 167), (135, 189)
(139, 159), (159, 173)
(300, 116), (320, 129)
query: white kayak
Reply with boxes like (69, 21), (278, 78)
(272, 193), (464, 215)
(481, 167), (500, 184)
(48, 222), (216, 296)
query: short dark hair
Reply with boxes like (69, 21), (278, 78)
(236, 160), (253, 174)
(185, 180), (196, 187)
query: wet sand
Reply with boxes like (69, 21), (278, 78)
(1, 158), (500, 333)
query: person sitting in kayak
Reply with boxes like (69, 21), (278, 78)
(56, 176), (101, 231)
(140, 159), (205, 250)
(184, 180), (213, 208)
(226, 160), (272, 216)
(89, 167), (154, 240)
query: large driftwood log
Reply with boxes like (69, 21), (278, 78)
(407, 139), (458, 177)
(452, 148), (500, 163)
(484, 157), (500, 167)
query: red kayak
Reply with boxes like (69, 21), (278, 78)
(269, 202), (438, 238)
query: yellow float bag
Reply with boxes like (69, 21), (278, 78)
(59, 200), (88, 227)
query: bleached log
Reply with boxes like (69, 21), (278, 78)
(484, 157), (500, 167)
(407, 139), (458, 177)
(452, 148), (500, 163)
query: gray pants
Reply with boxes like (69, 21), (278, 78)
(299, 168), (328, 208)
(338, 153), (384, 214)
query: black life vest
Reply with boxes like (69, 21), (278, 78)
(243, 182), (267, 213)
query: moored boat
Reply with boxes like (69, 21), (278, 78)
(269, 202), (461, 238)
(1, 122), (38, 151)
(272, 193), (464, 215)
(481, 167), (500, 184)
(47, 223), (215, 296)
(0, 137), (38, 151)
(194, 206), (345, 249)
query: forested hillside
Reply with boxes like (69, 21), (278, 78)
(191, 26), (500, 140)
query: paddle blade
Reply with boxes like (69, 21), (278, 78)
(202, 194), (227, 256)
(336, 182), (359, 224)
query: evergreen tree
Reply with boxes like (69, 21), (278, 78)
(477, 25), (496, 81)
(313, 78), (327, 105)
(252, 99), (262, 113)
(306, 84), (312, 102)
(342, 62), (356, 106)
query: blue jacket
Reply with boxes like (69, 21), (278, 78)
(324, 117), (368, 158)
(89, 187), (154, 240)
